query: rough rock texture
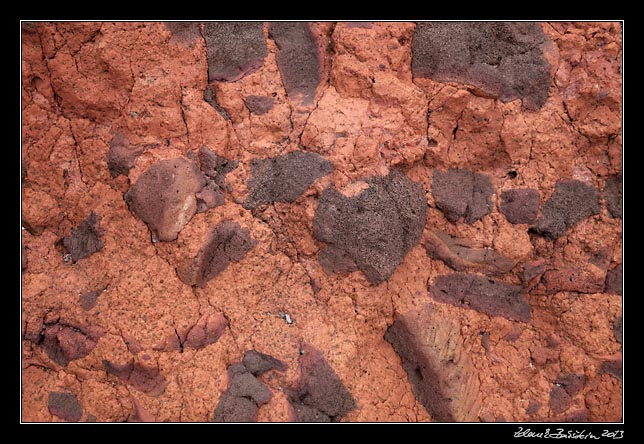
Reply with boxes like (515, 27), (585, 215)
(412, 22), (551, 110)
(384, 305), (481, 421)
(48, 392), (83, 422)
(212, 354), (284, 422)
(432, 168), (493, 224)
(125, 157), (206, 242)
(425, 230), (517, 275)
(534, 180), (601, 239)
(203, 22), (267, 82)
(500, 189), (540, 224)
(429, 273), (532, 322)
(22, 22), (622, 423)
(286, 343), (356, 422)
(62, 211), (104, 262)
(605, 263), (622, 295)
(603, 173), (622, 219)
(244, 151), (333, 209)
(269, 22), (323, 104)
(313, 171), (427, 284)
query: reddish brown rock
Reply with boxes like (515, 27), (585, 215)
(384, 305), (481, 422)
(102, 359), (166, 396)
(154, 311), (228, 352)
(549, 384), (572, 414)
(603, 173), (622, 219)
(125, 157), (206, 242)
(541, 268), (605, 294)
(244, 95), (275, 115)
(48, 392), (83, 422)
(429, 273), (532, 322)
(599, 358), (622, 380)
(107, 133), (146, 178)
(555, 373), (586, 397)
(79, 289), (102, 311)
(42, 323), (103, 366)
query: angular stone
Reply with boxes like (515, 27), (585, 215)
(244, 95), (274, 115)
(286, 343), (356, 422)
(604, 263), (622, 295)
(432, 168), (493, 224)
(412, 22), (551, 110)
(603, 173), (622, 219)
(125, 157), (205, 242)
(384, 305), (482, 422)
(203, 22), (267, 82)
(428, 273), (532, 322)
(244, 151), (333, 210)
(500, 188), (540, 224)
(425, 230), (517, 275)
(48, 392), (83, 422)
(534, 180), (600, 240)
(313, 170), (427, 284)
(242, 350), (287, 376)
(541, 268), (605, 294)
(63, 211), (104, 262)
(269, 22), (322, 104)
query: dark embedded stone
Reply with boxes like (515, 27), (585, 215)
(313, 171), (427, 285)
(428, 273), (532, 322)
(43, 323), (102, 366)
(555, 373), (586, 397)
(107, 133), (146, 178)
(244, 151), (333, 210)
(244, 95), (275, 115)
(79, 289), (101, 311)
(164, 21), (201, 43)
(604, 263), (622, 295)
(318, 245), (359, 274)
(195, 221), (256, 287)
(541, 268), (605, 294)
(286, 343), (356, 422)
(412, 22), (551, 110)
(384, 305), (481, 422)
(533, 180), (600, 240)
(549, 384), (572, 415)
(203, 22), (267, 82)
(268, 22), (322, 104)
(526, 400), (541, 416)
(48, 392), (83, 422)
(212, 394), (258, 422)
(198, 146), (237, 185)
(424, 230), (516, 275)
(603, 173), (622, 219)
(432, 168), (493, 224)
(242, 350), (287, 376)
(102, 360), (166, 396)
(500, 188), (540, 224)
(614, 316), (622, 345)
(125, 157), (205, 242)
(63, 212), (104, 262)
(203, 85), (231, 120)
(599, 359), (622, 380)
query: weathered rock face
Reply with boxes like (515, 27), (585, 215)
(22, 22), (621, 423)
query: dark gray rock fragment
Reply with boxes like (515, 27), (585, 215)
(428, 273), (532, 322)
(603, 173), (622, 219)
(48, 392), (83, 422)
(604, 263), (622, 295)
(432, 168), (493, 224)
(244, 151), (333, 210)
(313, 170), (427, 284)
(203, 22), (267, 82)
(412, 22), (551, 110)
(62, 212), (104, 262)
(286, 343), (356, 422)
(500, 188), (540, 224)
(533, 180), (600, 239)
(268, 22), (322, 104)
(243, 350), (287, 376)
(164, 22), (201, 43)
(107, 133), (146, 178)
(244, 95), (275, 115)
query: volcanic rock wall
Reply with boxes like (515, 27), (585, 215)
(22, 21), (622, 422)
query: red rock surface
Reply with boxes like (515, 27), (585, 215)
(22, 21), (622, 422)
